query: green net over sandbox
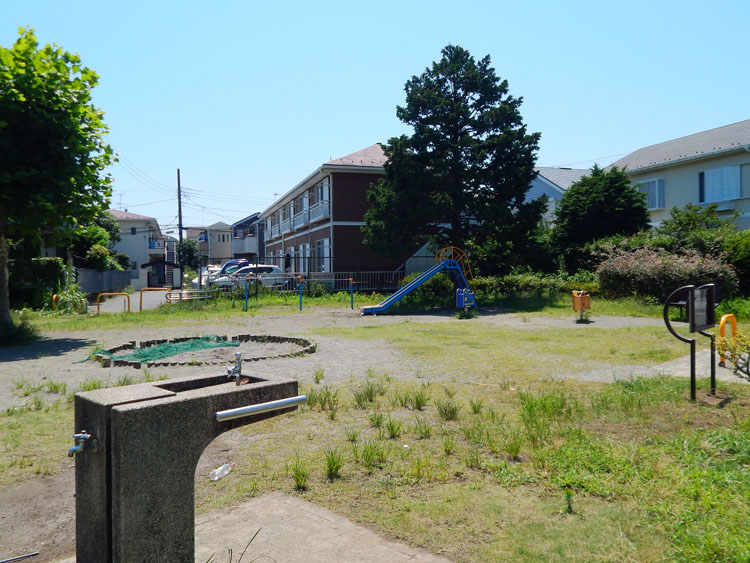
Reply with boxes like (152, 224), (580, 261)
(93, 335), (240, 363)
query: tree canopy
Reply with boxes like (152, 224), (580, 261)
(0, 28), (115, 336)
(552, 165), (649, 271)
(362, 45), (545, 274)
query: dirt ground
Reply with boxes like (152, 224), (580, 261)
(0, 307), (732, 561)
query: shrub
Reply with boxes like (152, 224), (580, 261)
(398, 272), (455, 308)
(596, 248), (738, 300)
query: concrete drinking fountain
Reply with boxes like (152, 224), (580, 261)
(69, 353), (305, 562)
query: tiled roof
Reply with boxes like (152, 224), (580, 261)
(325, 144), (387, 167)
(207, 221), (232, 230)
(610, 119), (750, 173)
(107, 209), (154, 220)
(535, 167), (588, 191)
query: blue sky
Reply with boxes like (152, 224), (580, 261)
(4, 1), (748, 231)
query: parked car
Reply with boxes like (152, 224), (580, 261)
(205, 259), (250, 285)
(212, 264), (286, 290)
(190, 265), (221, 288)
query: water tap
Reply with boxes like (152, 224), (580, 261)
(68, 431), (98, 457)
(226, 352), (242, 385)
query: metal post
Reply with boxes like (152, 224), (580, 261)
(350, 278), (354, 310)
(298, 278), (303, 311)
(244, 278), (248, 312)
(690, 339), (696, 401)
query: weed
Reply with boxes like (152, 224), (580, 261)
(464, 449), (482, 469)
(469, 398), (484, 414)
(564, 487), (575, 514)
(386, 418), (403, 439)
(500, 426), (525, 461)
(115, 375), (136, 387)
(409, 388), (430, 411)
(289, 454), (309, 490)
(360, 441), (388, 472)
(413, 417), (432, 439)
(345, 428), (360, 442)
(461, 422), (488, 445)
(45, 381), (67, 395)
(313, 369), (324, 384)
(327, 409), (337, 421)
(436, 399), (460, 421)
(369, 412), (384, 428)
(443, 435), (455, 456)
(78, 379), (104, 392)
(443, 387), (456, 399)
(406, 455), (432, 482)
(325, 447), (344, 480)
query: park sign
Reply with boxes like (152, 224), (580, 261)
(690, 284), (716, 333)
(663, 283), (717, 401)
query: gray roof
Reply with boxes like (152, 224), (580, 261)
(610, 119), (750, 173)
(535, 167), (588, 191)
(325, 143), (387, 167)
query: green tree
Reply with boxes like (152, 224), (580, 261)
(0, 28), (115, 337)
(178, 239), (200, 271)
(552, 165), (649, 271)
(362, 45), (545, 274)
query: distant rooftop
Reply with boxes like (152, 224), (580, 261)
(535, 167), (588, 191)
(325, 144), (387, 168)
(108, 209), (154, 221)
(610, 119), (750, 173)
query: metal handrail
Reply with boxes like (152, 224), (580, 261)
(215, 395), (307, 422)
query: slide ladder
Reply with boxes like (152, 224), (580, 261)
(361, 259), (470, 315)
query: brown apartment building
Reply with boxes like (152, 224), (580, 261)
(262, 144), (404, 274)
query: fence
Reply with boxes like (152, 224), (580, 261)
(76, 268), (132, 295)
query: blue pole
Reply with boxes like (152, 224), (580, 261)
(350, 279), (354, 310)
(299, 278), (303, 311)
(244, 279), (248, 312)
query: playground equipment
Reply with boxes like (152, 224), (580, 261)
(719, 313), (738, 367)
(361, 247), (475, 315)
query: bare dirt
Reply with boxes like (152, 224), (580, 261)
(0, 307), (737, 561)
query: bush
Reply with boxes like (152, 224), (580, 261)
(596, 248), (738, 300)
(399, 272), (455, 308)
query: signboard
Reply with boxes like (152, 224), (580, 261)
(689, 284), (716, 333)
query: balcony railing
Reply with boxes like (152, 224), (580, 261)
(232, 236), (258, 255)
(280, 218), (292, 234)
(309, 201), (330, 223)
(293, 211), (309, 229)
(148, 239), (162, 249)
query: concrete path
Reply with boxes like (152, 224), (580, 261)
(55, 491), (450, 562)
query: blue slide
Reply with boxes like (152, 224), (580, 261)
(361, 259), (470, 315)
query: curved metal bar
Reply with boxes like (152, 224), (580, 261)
(216, 395), (307, 422)
(140, 287), (170, 311)
(96, 292), (131, 314)
(663, 285), (694, 344)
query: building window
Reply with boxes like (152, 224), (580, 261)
(131, 261), (137, 270)
(699, 166), (741, 203)
(130, 227), (137, 235)
(315, 238), (330, 272)
(637, 179), (665, 209)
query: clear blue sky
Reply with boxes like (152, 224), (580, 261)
(4, 1), (748, 231)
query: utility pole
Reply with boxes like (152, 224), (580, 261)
(177, 169), (183, 289)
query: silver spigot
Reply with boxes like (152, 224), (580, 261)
(226, 352), (242, 385)
(68, 431), (98, 457)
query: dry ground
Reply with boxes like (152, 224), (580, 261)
(0, 307), (731, 561)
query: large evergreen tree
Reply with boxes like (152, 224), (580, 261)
(362, 45), (544, 274)
(552, 165), (649, 271)
(0, 29), (115, 339)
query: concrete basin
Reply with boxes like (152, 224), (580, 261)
(72, 371), (301, 562)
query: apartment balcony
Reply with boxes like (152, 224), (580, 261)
(280, 218), (292, 234)
(232, 236), (259, 255)
(293, 211), (309, 229)
(148, 239), (162, 249)
(309, 201), (330, 223)
(268, 224), (280, 239)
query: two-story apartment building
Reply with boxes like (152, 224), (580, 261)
(611, 119), (750, 228)
(262, 144), (403, 274)
(107, 209), (173, 290)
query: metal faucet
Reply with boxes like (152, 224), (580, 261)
(68, 431), (97, 457)
(226, 352), (243, 385)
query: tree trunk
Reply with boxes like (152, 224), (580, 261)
(0, 218), (14, 340)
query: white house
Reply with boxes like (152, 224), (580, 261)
(610, 119), (750, 228)
(107, 209), (173, 290)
